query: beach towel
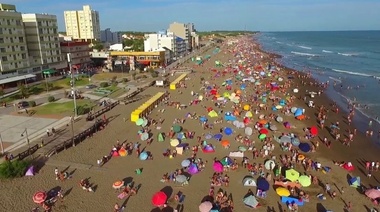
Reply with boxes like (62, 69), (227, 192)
(118, 192), (128, 199)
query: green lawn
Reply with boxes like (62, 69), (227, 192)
(52, 77), (90, 88)
(0, 83), (63, 103)
(33, 99), (95, 115)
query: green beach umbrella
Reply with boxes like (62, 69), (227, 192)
(136, 118), (144, 126)
(298, 175), (311, 187)
(172, 125), (182, 133)
(259, 134), (266, 140)
(285, 169), (300, 182)
(158, 133), (164, 142)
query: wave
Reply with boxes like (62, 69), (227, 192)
(291, 51), (319, 57)
(331, 69), (372, 77)
(322, 50), (334, 53)
(338, 52), (359, 57)
(276, 41), (283, 44)
(298, 45), (312, 50)
(329, 76), (342, 83)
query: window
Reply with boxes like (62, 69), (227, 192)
(19, 37), (24, 42)
(13, 55), (16, 60)
(7, 20), (10, 25)
(1, 56), (7, 61)
(11, 46), (15, 51)
(16, 20), (21, 26)
(22, 53), (26, 59)
(20, 46), (25, 51)
(0, 48), (5, 53)
(10, 38), (13, 42)
(39, 36), (44, 41)
(8, 29), (12, 34)
(39, 29), (43, 34)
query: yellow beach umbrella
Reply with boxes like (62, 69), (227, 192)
(170, 139), (179, 147)
(243, 104), (250, 111)
(276, 187), (290, 197)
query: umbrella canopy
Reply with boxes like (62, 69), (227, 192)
(221, 140), (230, 147)
(259, 134), (266, 140)
(243, 195), (259, 208)
(291, 138), (300, 147)
(152, 191), (167, 206)
(199, 201), (213, 212)
(139, 152), (148, 160)
(136, 118), (144, 126)
(285, 169), (300, 182)
(245, 127), (253, 136)
(365, 189), (380, 199)
(170, 139), (180, 147)
(257, 177), (270, 191)
(260, 129), (269, 134)
(269, 125), (278, 131)
(33, 191), (47, 204)
(172, 125), (182, 133)
(264, 160), (276, 170)
(113, 180), (124, 189)
(181, 159), (191, 167)
(213, 161), (224, 173)
(214, 133), (223, 140)
(276, 187), (290, 197)
(298, 175), (311, 187)
(140, 132), (149, 141)
(280, 136), (292, 143)
(188, 164), (199, 175)
(175, 175), (188, 183)
(349, 176), (361, 188)
(224, 127), (233, 135)
(221, 156), (234, 166)
(299, 142), (311, 152)
(310, 126), (318, 136)
(276, 116), (284, 123)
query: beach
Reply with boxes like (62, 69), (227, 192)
(1, 35), (380, 212)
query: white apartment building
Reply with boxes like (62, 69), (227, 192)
(22, 13), (62, 71)
(168, 22), (199, 52)
(0, 4), (30, 75)
(64, 5), (100, 42)
(144, 31), (186, 59)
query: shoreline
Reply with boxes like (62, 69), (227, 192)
(252, 33), (380, 145)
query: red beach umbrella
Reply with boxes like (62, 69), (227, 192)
(310, 126), (318, 136)
(152, 191), (167, 206)
(33, 191), (47, 204)
(260, 129), (269, 134)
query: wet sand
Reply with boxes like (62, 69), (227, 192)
(0, 36), (379, 212)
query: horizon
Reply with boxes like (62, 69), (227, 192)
(6, 0), (380, 32)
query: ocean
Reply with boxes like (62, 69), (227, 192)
(255, 31), (380, 130)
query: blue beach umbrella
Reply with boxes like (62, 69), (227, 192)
(224, 127), (233, 136)
(299, 143), (311, 153)
(139, 152), (148, 160)
(214, 133), (223, 140)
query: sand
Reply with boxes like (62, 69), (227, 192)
(0, 36), (379, 212)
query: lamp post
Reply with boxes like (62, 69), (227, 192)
(45, 73), (49, 93)
(68, 53), (78, 117)
(21, 128), (32, 158)
(70, 115), (75, 147)
(122, 58), (125, 77)
(0, 133), (4, 155)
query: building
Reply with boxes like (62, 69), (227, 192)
(109, 51), (166, 69)
(144, 31), (186, 60)
(168, 22), (198, 52)
(60, 41), (91, 69)
(64, 5), (100, 42)
(22, 13), (62, 71)
(100, 28), (121, 44)
(0, 4), (30, 76)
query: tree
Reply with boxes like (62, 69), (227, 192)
(18, 83), (28, 98)
(93, 43), (104, 51)
(132, 39), (144, 51)
(123, 39), (134, 47)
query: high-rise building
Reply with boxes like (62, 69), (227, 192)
(168, 22), (198, 52)
(22, 13), (62, 68)
(100, 28), (121, 44)
(0, 4), (30, 75)
(64, 5), (100, 42)
(144, 31), (186, 59)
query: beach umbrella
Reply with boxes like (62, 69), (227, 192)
(269, 125), (278, 131)
(259, 134), (266, 140)
(188, 164), (199, 175)
(264, 160), (276, 170)
(214, 133), (223, 140)
(299, 143), (311, 153)
(276, 116), (283, 123)
(243, 195), (259, 208)
(221, 140), (230, 147)
(136, 118), (144, 126)
(175, 175), (188, 183)
(177, 133), (185, 140)
(349, 176), (361, 188)
(310, 126), (318, 136)
(276, 187), (290, 197)
(285, 169), (300, 182)
(199, 116), (208, 123)
(152, 191), (167, 206)
(245, 127), (253, 136)
(140, 132), (149, 141)
(181, 159), (190, 167)
(224, 127), (233, 135)
(291, 138), (300, 146)
(257, 178), (270, 191)
(294, 108), (303, 117)
(280, 136), (291, 143)
(365, 189), (380, 199)
(202, 145), (215, 153)
(290, 107), (297, 113)
(172, 125), (182, 133)
(221, 157), (233, 166)
(208, 110), (218, 117)
(243, 104), (250, 111)
(118, 148), (127, 156)
(205, 134), (212, 139)
(245, 111), (253, 118)
(33, 191), (47, 204)
(199, 201), (213, 212)
(139, 152), (148, 160)
(170, 139), (180, 147)
(259, 129), (269, 134)
(142, 119), (148, 127)
(298, 175), (311, 187)
(213, 161), (224, 173)
(293, 88), (299, 93)
(113, 180), (124, 189)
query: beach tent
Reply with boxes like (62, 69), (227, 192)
(264, 160), (276, 170)
(157, 133), (165, 142)
(176, 146), (184, 155)
(221, 156), (234, 166)
(365, 189), (380, 200)
(202, 145), (215, 153)
(112, 151), (120, 157)
(284, 122), (291, 129)
(342, 162), (355, 172)
(118, 148), (127, 156)
(25, 166), (35, 176)
(257, 177), (270, 191)
(294, 108), (303, 117)
(243, 195), (260, 208)
(188, 164), (199, 175)
(242, 176), (256, 187)
(349, 176), (361, 188)
(213, 161), (224, 173)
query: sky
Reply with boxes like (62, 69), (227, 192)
(9, 0), (380, 32)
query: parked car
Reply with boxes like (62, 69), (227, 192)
(17, 101), (29, 109)
(86, 84), (97, 89)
